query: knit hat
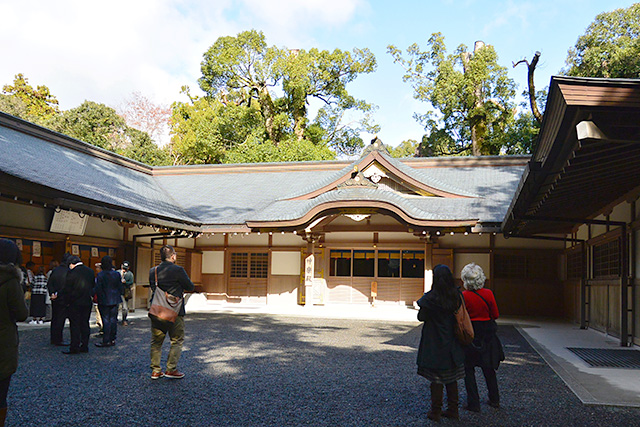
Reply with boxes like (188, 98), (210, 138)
(67, 255), (82, 265)
(0, 238), (21, 265)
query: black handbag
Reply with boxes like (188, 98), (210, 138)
(471, 290), (505, 369)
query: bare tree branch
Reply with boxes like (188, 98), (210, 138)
(513, 51), (543, 123)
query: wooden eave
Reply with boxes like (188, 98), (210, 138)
(246, 199), (478, 230)
(503, 76), (640, 236)
(0, 171), (202, 231)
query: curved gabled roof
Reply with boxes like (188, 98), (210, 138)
(0, 111), (528, 232)
(284, 149), (478, 200)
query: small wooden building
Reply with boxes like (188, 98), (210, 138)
(1, 76), (639, 345)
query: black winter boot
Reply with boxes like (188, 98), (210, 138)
(442, 382), (460, 419)
(428, 382), (444, 421)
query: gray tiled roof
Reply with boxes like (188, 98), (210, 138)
(0, 123), (197, 223)
(0, 114), (526, 228)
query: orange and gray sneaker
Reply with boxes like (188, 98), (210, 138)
(164, 370), (185, 379)
(151, 371), (164, 380)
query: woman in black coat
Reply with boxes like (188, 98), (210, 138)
(416, 264), (465, 421)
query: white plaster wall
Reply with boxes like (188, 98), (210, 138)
(197, 234), (226, 247)
(453, 253), (491, 279)
(202, 251), (224, 274)
(128, 225), (157, 241)
(272, 233), (304, 247)
(271, 251), (301, 275)
(378, 232), (420, 243)
(324, 232), (374, 243)
(175, 238), (195, 249)
(227, 233), (268, 246)
(0, 200), (51, 231)
(436, 234), (490, 248)
(610, 202), (631, 223)
(84, 216), (122, 240)
(576, 224), (589, 242)
(494, 235), (563, 249)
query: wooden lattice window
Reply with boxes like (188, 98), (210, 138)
(494, 254), (527, 278)
(230, 253), (248, 278)
(593, 239), (619, 278)
(250, 253), (268, 278)
(153, 250), (186, 268)
(566, 249), (583, 279)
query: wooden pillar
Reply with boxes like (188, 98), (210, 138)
(580, 241), (587, 329)
(621, 223), (629, 346)
(304, 237), (315, 307)
(424, 240), (433, 292)
(631, 201), (637, 342)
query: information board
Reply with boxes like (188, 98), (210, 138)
(49, 210), (88, 236)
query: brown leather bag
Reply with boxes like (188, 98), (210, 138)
(454, 295), (474, 345)
(148, 267), (182, 324)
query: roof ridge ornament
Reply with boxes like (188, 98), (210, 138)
(337, 165), (378, 189)
(360, 136), (390, 157)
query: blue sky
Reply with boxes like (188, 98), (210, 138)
(1, 0), (637, 147)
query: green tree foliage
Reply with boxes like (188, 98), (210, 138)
(170, 87), (334, 164)
(170, 88), (266, 164)
(565, 4), (640, 78)
(388, 139), (418, 158)
(189, 30), (377, 162)
(389, 34), (532, 156)
(0, 74), (170, 166)
(50, 101), (169, 166)
(1, 73), (59, 124)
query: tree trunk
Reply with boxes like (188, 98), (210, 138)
(466, 41), (486, 156)
(292, 87), (306, 141)
(513, 52), (543, 123)
(258, 88), (277, 144)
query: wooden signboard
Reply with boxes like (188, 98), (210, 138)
(50, 210), (88, 236)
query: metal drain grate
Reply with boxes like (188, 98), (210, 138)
(567, 347), (640, 368)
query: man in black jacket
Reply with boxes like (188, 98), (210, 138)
(61, 256), (95, 354)
(148, 245), (194, 380)
(47, 253), (70, 346)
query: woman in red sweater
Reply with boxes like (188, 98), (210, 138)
(461, 263), (502, 413)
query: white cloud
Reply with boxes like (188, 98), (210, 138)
(0, 0), (369, 113)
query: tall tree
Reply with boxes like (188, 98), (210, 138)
(118, 92), (172, 145)
(389, 139), (418, 158)
(50, 101), (169, 165)
(170, 88), (266, 165)
(1, 73), (59, 123)
(565, 4), (640, 78)
(196, 30), (377, 159)
(388, 34), (519, 156)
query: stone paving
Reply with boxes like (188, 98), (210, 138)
(8, 313), (640, 426)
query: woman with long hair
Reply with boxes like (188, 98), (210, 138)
(416, 264), (465, 421)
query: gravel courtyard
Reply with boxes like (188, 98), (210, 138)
(8, 313), (640, 426)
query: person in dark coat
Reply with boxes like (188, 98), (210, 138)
(461, 263), (503, 412)
(148, 245), (194, 380)
(94, 256), (123, 348)
(60, 256), (95, 354)
(47, 253), (70, 346)
(416, 264), (465, 421)
(0, 239), (29, 426)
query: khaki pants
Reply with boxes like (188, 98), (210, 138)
(150, 316), (185, 373)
